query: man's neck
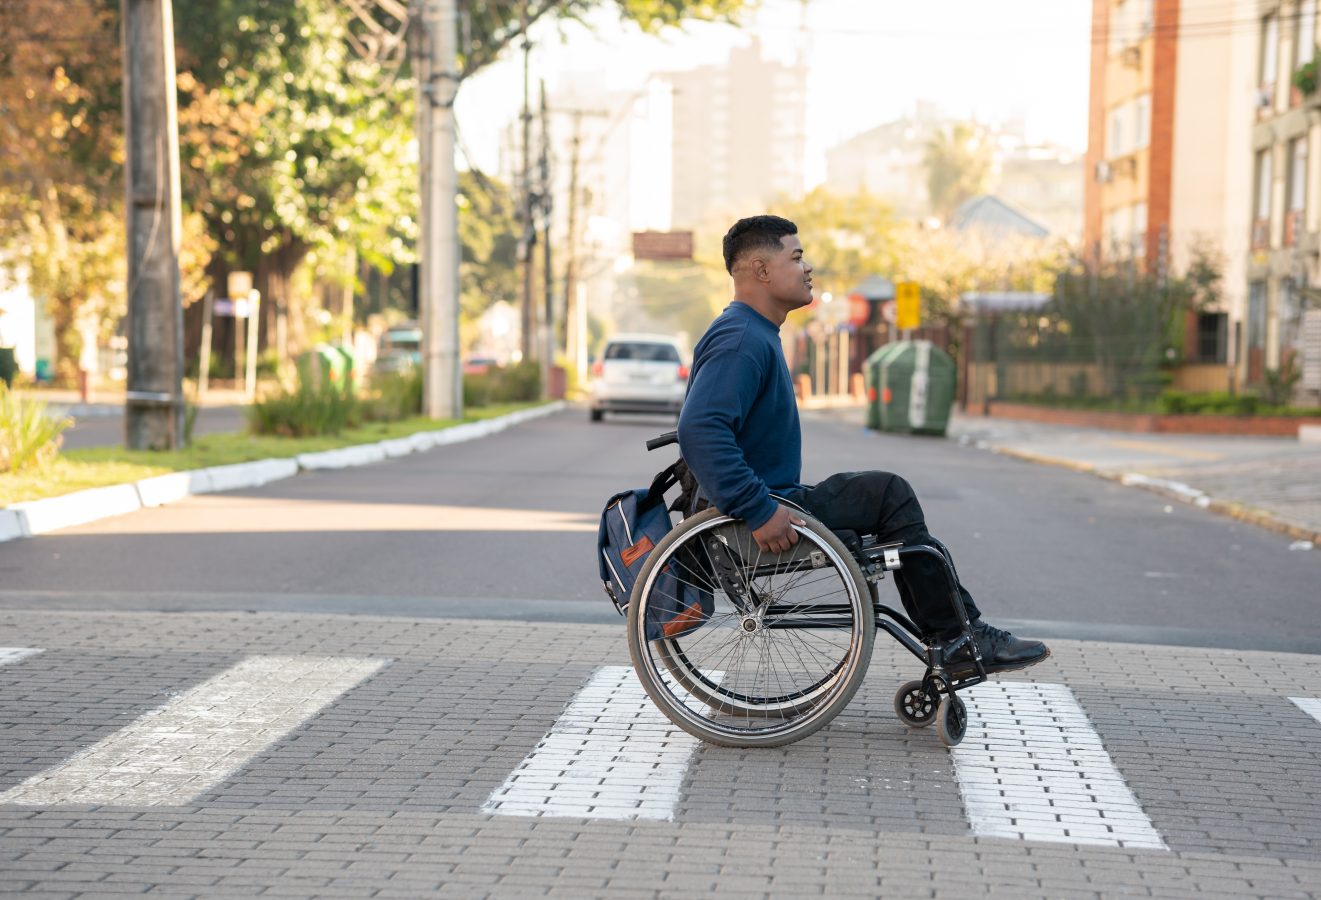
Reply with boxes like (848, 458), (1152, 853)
(732, 295), (785, 327)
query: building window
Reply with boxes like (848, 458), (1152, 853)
(1287, 137), (1307, 245)
(1131, 201), (1148, 257)
(1262, 13), (1280, 95)
(1193, 312), (1228, 364)
(1134, 93), (1150, 150)
(1108, 108), (1125, 158)
(1299, 2), (1316, 68)
(1254, 148), (1273, 249)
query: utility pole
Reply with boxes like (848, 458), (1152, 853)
(413, 0), (461, 419)
(539, 81), (554, 394)
(518, 1), (535, 362)
(562, 112), (584, 384)
(121, 0), (185, 450)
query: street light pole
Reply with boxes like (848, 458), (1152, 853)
(414, 0), (460, 419)
(121, 0), (185, 449)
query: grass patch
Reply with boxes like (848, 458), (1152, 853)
(0, 402), (541, 506)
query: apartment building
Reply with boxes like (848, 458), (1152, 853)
(1249, 0), (1321, 393)
(1086, 0), (1279, 391)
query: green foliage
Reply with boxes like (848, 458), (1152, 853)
(1295, 54), (1319, 96)
(248, 369), (360, 437)
(1262, 357), (1303, 406)
(458, 171), (520, 331)
(362, 370), (423, 422)
(462, 362), (543, 408)
(0, 385), (72, 473)
(772, 188), (904, 303)
(1158, 391), (1260, 416)
(924, 123), (993, 223)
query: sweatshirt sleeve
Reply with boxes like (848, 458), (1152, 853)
(677, 348), (779, 531)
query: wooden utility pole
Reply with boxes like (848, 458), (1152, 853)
(413, 0), (460, 419)
(121, 0), (185, 449)
(538, 81), (554, 393)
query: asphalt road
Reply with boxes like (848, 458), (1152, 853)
(2, 406), (1316, 653)
(58, 405), (248, 450)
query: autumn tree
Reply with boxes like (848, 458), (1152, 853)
(923, 123), (993, 224)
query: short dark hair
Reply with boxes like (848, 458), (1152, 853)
(722, 215), (798, 275)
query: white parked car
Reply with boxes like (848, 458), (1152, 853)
(589, 334), (688, 422)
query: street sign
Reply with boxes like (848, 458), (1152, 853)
(632, 231), (694, 261)
(895, 281), (921, 330)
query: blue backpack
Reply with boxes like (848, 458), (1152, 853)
(598, 460), (713, 640)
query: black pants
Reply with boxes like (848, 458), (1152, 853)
(781, 471), (981, 635)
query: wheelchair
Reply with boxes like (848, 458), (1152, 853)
(625, 432), (988, 749)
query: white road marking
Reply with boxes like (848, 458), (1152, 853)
(0, 655), (385, 807)
(0, 648), (42, 667)
(951, 681), (1166, 849)
(1290, 697), (1321, 724)
(484, 665), (703, 821)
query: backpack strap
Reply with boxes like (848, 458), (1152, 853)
(641, 459), (682, 511)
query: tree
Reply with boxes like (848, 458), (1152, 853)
(923, 123), (992, 224)
(174, 0), (417, 355)
(771, 188), (905, 303)
(0, 1), (214, 382)
(458, 170), (520, 333)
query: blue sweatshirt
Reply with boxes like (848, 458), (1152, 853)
(678, 301), (802, 530)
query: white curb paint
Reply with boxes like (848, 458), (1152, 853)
(951, 681), (1166, 850)
(484, 665), (704, 821)
(0, 509), (25, 542)
(0, 655), (386, 807)
(296, 443), (387, 470)
(0, 648), (43, 667)
(135, 470), (212, 508)
(1290, 697), (1321, 724)
(8, 483), (142, 535)
(0, 402), (566, 544)
(198, 458), (299, 494)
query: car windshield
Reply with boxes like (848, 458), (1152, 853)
(382, 329), (421, 352)
(605, 342), (680, 363)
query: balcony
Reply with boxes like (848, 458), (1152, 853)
(1252, 217), (1271, 251)
(1284, 209), (1303, 247)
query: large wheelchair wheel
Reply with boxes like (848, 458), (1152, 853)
(626, 507), (875, 748)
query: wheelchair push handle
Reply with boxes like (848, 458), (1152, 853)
(646, 431), (678, 451)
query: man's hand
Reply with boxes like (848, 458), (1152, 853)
(751, 504), (806, 554)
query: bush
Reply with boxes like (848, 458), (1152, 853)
(0, 385), (72, 473)
(1157, 390), (1259, 416)
(462, 361), (542, 409)
(248, 369), (361, 437)
(362, 369), (422, 422)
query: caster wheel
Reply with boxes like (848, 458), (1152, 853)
(893, 680), (937, 727)
(936, 694), (967, 748)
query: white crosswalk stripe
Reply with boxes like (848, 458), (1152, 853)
(951, 681), (1166, 849)
(1290, 697), (1321, 725)
(0, 648), (43, 667)
(483, 665), (704, 821)
(0, 655), (386, 807)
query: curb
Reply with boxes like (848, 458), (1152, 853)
(990, 445), (1321, 547)
(1, 401), (566, 543)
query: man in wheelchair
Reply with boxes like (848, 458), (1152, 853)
(676, 214), (1050, 675)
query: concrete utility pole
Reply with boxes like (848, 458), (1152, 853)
(413, 0), (461, 419)
(121, 0), (185, 449)
(518, 2), (535, 362)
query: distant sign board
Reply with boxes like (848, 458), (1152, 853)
(632, 231), (694, 261)
(895, 281), (921, 330)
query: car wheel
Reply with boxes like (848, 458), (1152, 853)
(590, 408), (604, 422)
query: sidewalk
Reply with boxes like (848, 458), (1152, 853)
(948, 410), (1321, 546)
(808, 403), (1321, 546)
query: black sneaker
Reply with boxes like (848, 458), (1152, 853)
(968, 619), (1050, 673)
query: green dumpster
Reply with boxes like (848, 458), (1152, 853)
(862, 343), (905, 431)
(876, 340), (956, 435)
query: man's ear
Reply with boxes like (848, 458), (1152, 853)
(752, 257), (770, 282)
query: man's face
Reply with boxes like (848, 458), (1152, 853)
(765, 234), (814, 309)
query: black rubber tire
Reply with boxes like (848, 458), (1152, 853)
(894, 680), (938, 728)
(589, 408), (604, 422)
(627, 507), (875, 748)
(936, 693), (968, 748)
